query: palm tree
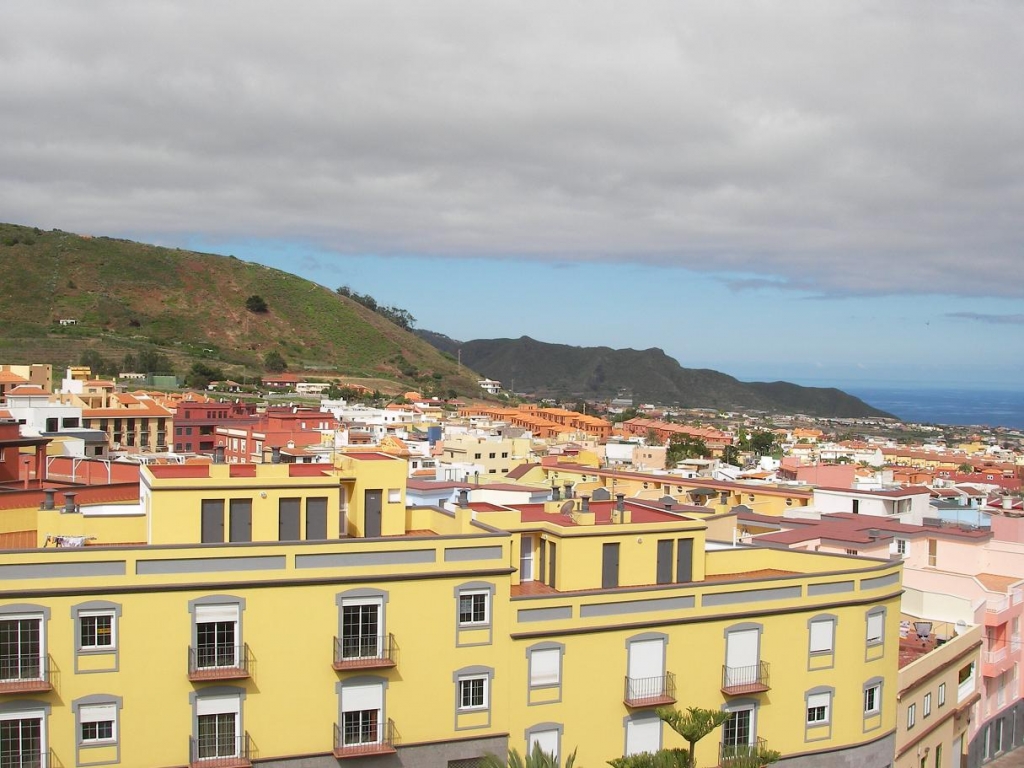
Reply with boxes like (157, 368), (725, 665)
(656, 706), (731, 768)
(482, 744), (578, 768)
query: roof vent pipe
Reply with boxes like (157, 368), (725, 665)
(458, 488), (470, 508)
(62, 491), (78, 514)
(616, 493), (625, 512)
(581, 495), (590, 513)
(41, 488), (57, 511)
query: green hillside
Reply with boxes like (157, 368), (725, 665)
(0, 223), (475, 395)
(419, 334), (894, 418)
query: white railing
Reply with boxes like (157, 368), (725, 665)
(958, 674), (975, 704)
(984, 646), (1007, 665)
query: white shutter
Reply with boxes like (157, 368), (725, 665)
(809, 620), (833, 653)
(867, 613), (883, 643)
(628, 639), (664, 681)
(625, 717), (660, 755)
(80, 703), (116, 723)
(342, 683), (383, 713)
(197, 695), (241, 716)
(807, 692), (830, 720)
(528, 729), (559, 760)
(195, 604), (239, 623)
(530, 649), (560, 686)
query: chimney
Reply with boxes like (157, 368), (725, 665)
(581, 495), (590, 513)
(551, 483), (560, 501)
(564, 481), (573, 499)
(458, 488), (470, 508)
(271, 447), (281, 464)
(867, 528), (881, 540)
(41, 488), (57, 511)
(62, 491), (78, 514)
(1003, 495), (1013, 510)
(616, 493), (625, 512)
(665, 501), (674, 511)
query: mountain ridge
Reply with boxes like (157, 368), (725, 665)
(416, 332), (895, 418)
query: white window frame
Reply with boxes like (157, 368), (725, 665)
(458, 591), (490, 627)
(0, 612), (46, 682)
(923, 692), (932, 717)
(520, 537), (535, 583)
(339, 680), (385, 748)
(0, 707), (47, 767)
(339, 596), (384, 661)
(907, 703), (916, 729)
(806, 692), (831, 725)
(895, 538), (908, 556)
(195, 693), (242, 760)
(457, 674), (489, 711)
(78, 610), (116, 651)
(79, 702), (117, 744)
(938, 682), (946, 707)
(864, 684), (881, 714)
(527, 728), (560, 762)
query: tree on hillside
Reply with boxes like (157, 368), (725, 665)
(245, 294), (268, 313)
(721, 444), (740, 466)
(185, 362), (225, 390)
(263, 350), (287, 372)
(749, 430), (779, 458)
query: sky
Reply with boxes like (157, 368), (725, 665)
(2, 1), (1023, 391)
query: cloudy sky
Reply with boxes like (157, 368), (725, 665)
(3, 1), (1022, 390)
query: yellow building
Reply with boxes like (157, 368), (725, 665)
(441, 433), (534, 478)
(0, 455), (900, 768)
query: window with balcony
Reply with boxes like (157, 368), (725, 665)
(0, 706), (47, 768)
(336, 677), (393, 757)
(625, 633), (675, 707)
(958, 662), (976, 703)
(191, 689), (249, 766)
(0, 606), (50, 693)
(189, 598), (248, 681)
(723, 624), (768, 695)
(335, 589), (393, 669)
(721, 699), (759, 759)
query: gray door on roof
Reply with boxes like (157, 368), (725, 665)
(365, 489), (383, 538)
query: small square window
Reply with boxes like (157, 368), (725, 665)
(78, 702), (118, 744)
(896, 539), (908, 555)
(459, 592), (489, 626)
(458, 676), (488, 710)
(80, 612), (115, 650)
(807, 696), (830, 724)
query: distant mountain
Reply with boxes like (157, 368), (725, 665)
(0, 222), (480, 395)
(416, 333), (894, 418)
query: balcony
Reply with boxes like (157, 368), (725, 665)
(623, 672), (677, 707)
(333, 634), (397, 671)
(721, 662), (771, 695)
(189, 731), (256, 768)
(984, 589), (1023, 626)
(982, 645), (1014, 678)
(0, 654), (55, 694)
(333, 719), (398, 759)
(188, 644), (252, 682)
(719, 738), (770, 768)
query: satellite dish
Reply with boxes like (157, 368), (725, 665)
(560, 501), (575, 516)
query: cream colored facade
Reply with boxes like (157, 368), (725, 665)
(0, 457), (900, 768)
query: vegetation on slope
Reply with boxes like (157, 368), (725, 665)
(0, 223), (475, 396)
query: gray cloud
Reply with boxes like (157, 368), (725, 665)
(1, 1), (1022, 297)
(947, 312), (1024, 325)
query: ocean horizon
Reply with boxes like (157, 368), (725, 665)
(844, 385), (1024, 430)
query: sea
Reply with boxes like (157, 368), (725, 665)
(844, 386), (1024, 431)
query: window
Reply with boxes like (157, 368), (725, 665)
(938, 682), (946, 707)
(807, 692), (830, 724)
(907, 703), (916, 729)
(190, 598), (243, 674)
(866, 609), (885, 646)
(526, 726), (561, 762)
(809, 617), (835, 655)
(77, 701), (118, 744)
(474, 453), (481, 460)
(458, 676), (488, 710)
(501, 452), (508, 459)
(624, 713), (661, 756)
(520, 537), (535, 582)
(338, 593), (384, 662)
(194, 693), (242, 761)
(864, 683), (881, 714)
(0, 611), (45, 682)
(896, 539), (908, 556)
(722, 705), (754, 752)
(845, 548), (858, 555)
(338, 679), (385, 750)
(529, 646), (561, 688)
(0, 708), (46, 768)
(958, 662), (976, 703)
(488, 453), (495, 459)
(79, 612), (114, 650)
(459, 592), (489, 626)
(923, 692), (932, 717)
